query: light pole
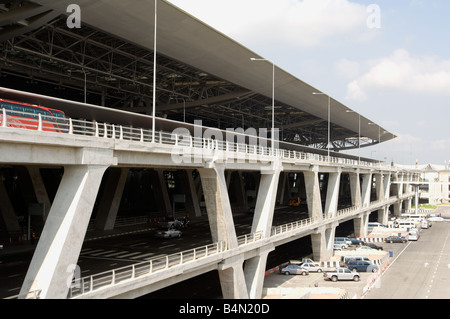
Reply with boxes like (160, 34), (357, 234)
(346, 110), (361, 164)
(250, 58), (275, 152)
(312, 92), (331, 160)
(151, 0), (157, 143)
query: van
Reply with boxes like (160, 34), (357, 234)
(421, 220), (430, 229)
(397, 220), (416, 230)
(408, 229), (420, 241)
(368, 222), (382, 232)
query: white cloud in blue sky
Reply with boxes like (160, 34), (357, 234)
(167, 0), (450, 165)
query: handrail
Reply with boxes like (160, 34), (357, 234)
(0, 108), (394, 170)
(67, 240), (228, 298)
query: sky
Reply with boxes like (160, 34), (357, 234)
(167, 0), (450, 166)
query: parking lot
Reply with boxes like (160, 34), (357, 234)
(263, 238), (414, 299)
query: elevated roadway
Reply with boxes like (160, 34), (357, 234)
(0, 107), (418, 299)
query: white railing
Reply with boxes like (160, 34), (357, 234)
(68, 240), (228, 298)
(271, 217), (315, 236)
(0, 108), (388, 169)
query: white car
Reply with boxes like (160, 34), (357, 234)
(154, 228), (182, 239)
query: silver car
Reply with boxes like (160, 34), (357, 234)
(299, 262), (323, 273)
(154, 228), (182, 239)
(280, 265), (309, 276)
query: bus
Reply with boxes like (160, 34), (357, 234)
(0, 98), (68, 133)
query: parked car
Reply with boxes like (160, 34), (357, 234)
(298, 262), (323, 273)
(334, 238), (349, 248)
(289, 258), (320, 267)
(280, 265), (309, 276)
(335, 237), (352, 246)
(385, 236), (407, 243)
(340, 256), (371, 267)
(323, 268), (360, 282)
(333, 244), (345, 250)
(347, 261), (379, 273)
(363, 243), (383, 250)
(348, 238), (364, 246)
(154, 228), (182, 239)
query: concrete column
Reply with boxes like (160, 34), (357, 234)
(377, 206), (389, 225)
(384, 173), (391, 199)
(304, 166), (323, 221)
(349, 171), (362, 207)
(398, 173), (404, 196)
(198, 165), (238, 248)
(20, 164), (109, 298)
(375, 173), (384, 201)
(324, 170), (341, 218)
(251, 167), (281, 236)
(218, 256), (248, 299)
(26, 166), (51, 221)
(244, 245), (274, 299)
(354, 212), (369, 238)
(311, 224), (336, 261)
(393, 200), (403, 218)
(361, 173), (372, 207)
(95, 168), (129, 231)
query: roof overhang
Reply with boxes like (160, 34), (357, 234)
(30, 0), (395, 143)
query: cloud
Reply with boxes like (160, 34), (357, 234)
(346, 49), (450, 100)
(168, 0), (372, 48)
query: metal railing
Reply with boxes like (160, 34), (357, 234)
(68, 240), (228, 298)
(0, 108), (389, 169)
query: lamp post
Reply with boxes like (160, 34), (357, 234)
(151, 0), (157, 143)
(312, 92), (331, 160)
(250, 58), (275, 152)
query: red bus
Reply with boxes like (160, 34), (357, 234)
(0, 98), (68, 133)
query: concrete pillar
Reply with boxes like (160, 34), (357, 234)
(349, 171), (362, 207)
(218, 256), (248, 299)
(311, 224), (336, 261)
(354, 212), (369, 238)
(377, 206), (389, 225)
(244, 245), (274, 299)
(324, 170), (341, 218)
(393, 200), (403, 218)
(304, 166), (323, 221)
(95, 168), (129, 231)
(384, 173), (391, 199)
(361, 173), (372, 207)
(251, 167), (281, 236)
(0, 172), (21, 234)
(198, 165), (238, 248)
(375, 173), (384, 201)
(20, 164), (109, 298)
(27, 166), (51, 221)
